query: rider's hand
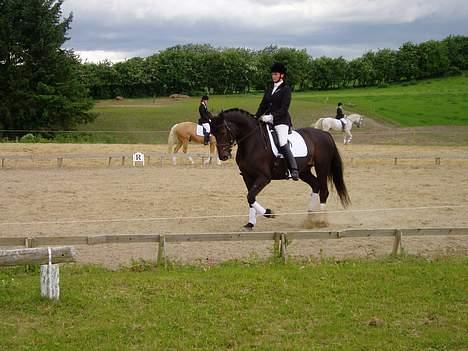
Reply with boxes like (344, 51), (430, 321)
(260, 114), (273, 124)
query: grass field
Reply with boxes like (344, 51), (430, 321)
(1, 257), (467, 350)
(296, 74), (468, 127)
(72, 74), (468, 144)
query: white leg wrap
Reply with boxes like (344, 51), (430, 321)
(320, 203), (326, 211)
(309, 193), (320, 212)
(252, 201), (266, 215)
(188, 156), (194, 164)
(248, 207), (257, 225)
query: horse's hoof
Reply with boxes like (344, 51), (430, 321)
(264, 209), (275, 219)
(242, 223), (254, 231)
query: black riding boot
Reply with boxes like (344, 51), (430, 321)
(203, 133), (210, 145)
(280, 144), (299, 181)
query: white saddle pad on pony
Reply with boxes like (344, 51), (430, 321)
(267, 128), (308, 158)
(196, 124), (205, 136)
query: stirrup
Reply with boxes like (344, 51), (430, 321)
(289, 169), (299, 181)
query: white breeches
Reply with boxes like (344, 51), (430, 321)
(202, 123), (211, 133)
(274, 124), (289, 147)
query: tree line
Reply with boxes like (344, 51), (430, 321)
(1, 0), (467, 134)
(80, 36), (468, 99)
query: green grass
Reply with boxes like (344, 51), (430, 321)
(295, 74), (468, 126)
(45, 73), (467, 144)
(1, 256), (467, 350)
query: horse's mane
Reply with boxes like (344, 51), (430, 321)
(218, 108), (255, 119)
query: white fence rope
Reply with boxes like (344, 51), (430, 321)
(1, 204), (467, 227)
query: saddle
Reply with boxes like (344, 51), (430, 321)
(265, 125), (307, 158)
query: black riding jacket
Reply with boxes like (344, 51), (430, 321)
(336, 106), (345, 119)
(255, 82), (292, 127)
(198, 103), (211, 125)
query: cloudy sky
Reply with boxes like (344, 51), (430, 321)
(62, 0), (468, 62)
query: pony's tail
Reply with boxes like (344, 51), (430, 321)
(314, 118), (324, 129)
(167, 124), (178, 153)
(328, 136), (351, 207)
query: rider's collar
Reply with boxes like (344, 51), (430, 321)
(273, 79), (283, 88)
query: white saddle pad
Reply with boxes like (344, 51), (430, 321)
(196, 124), (205, 136)
(267, 128), (308, 158)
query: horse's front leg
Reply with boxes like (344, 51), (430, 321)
(182, 140), (194, 164)
(344, 130), (352, 144)
(242, 174), (273, 230)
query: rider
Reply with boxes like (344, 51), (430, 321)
(255, 62), (299, 181)
(336, 102), (347, 131)
(198, 95), (211, 145)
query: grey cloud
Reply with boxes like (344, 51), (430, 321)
(62, 0), (468, 61)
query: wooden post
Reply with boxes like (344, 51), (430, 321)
(1, 158), (4, 168)
(25, 237), (33, 271)
(273, 232), (280, 257)
(147, 155), (150, 166)
(160, 156), (163, 167)
(108, 157), (112, 167)
(392, 230), (402, 256)
(157, 235), (166, 268)
(435, 157), (440, 165)
(57, 158), (63, 168)
(121, 156), (125, 166)
(393, 157), (398, 166)
(280, 233), (288, 263)
(40, 258), (60, 300)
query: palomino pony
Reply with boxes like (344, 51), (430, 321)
(210, 108), (350, 230)
(167, 122), (221, 165)
(314, 114), (363, 144)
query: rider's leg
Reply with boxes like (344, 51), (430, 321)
(275, 124), (299, 181)
(202, 123), (210, 145)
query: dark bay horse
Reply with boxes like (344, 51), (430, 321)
(210, 108), (350, 230)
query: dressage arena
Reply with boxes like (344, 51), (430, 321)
(1, 141), (468, 267)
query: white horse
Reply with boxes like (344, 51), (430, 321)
(314, 114), (363, 144)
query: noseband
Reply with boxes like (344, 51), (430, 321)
(215, 118), (262, 151)
(215, 120), (237, 150)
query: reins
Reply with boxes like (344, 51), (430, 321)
(215, 118), (263, 149)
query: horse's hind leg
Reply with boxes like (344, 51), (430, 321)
(300, 168), (329, 228)
(298, 168), (320, 212)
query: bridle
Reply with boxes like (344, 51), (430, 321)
(215, 118), (262, 152)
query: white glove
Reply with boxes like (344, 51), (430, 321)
(260, 114), (273, 124)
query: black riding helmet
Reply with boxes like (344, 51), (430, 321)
(270, 62), (287, 74)
(201, 95), (209, 101)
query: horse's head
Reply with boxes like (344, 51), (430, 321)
(210, 115), (235, 161)
(356, 115), (363, 128)
(349, 114), (363, 128)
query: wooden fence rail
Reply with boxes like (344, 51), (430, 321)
(2, 153), (468, 168)
(1, 227), (466, 263)
(0, 152), (216, 168)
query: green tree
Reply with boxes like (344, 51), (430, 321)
(443, 35), (468, 71)
(396, 42), (420, 80)
(417, 40), (450, 78)
(0, 0), (94, 132)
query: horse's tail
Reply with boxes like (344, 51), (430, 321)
(328, 136), (351, 207)
(167, 124), (178, 153)
(314, 118), (324, 129)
